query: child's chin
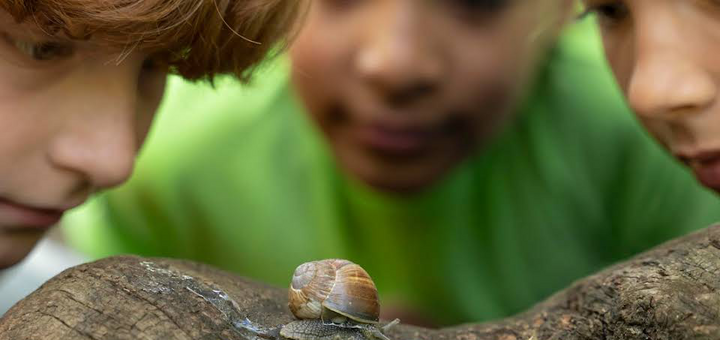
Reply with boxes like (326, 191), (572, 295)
(691, 166), (720, 194)
(0, 230), (44, 269)
(336, 143), (462, 194)
(706, 184), (720, 196)
(355, 167), (447, 195)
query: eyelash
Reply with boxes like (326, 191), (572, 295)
(1, 32), (75, 62)
(457, 0), (510, 11)
(17, 41), (74, 61)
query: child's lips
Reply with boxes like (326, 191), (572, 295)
(356, 123), (436, 156)
(0, 197), (67, 230)
(679, 150), (720, 191)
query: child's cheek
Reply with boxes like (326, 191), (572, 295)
(136, 74), (167, 145)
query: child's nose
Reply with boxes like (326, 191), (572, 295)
(354, 4), (443, 106)
(627, 19), (717, 121)
(47, 71), (140, 189)
(48, 110), (138, 190)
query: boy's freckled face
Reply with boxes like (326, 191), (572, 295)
(0, 13), (167, 268)
(291, 0), (570, 193)
(589, 0), (720, 193)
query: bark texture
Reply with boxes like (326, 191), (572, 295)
(3, 225), (720, 340)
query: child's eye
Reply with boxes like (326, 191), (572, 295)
(450, 0), (513, 23)
(1, 33), (75, 62)
(581, 2), (629, 26)
(15, 41), (74, 61)
(455, 0), (511, 12)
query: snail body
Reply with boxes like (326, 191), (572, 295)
(281, 259), (399, 340)
(280, 318), (399, 340)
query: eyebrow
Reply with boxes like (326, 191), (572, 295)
(0, 15), (73, 44)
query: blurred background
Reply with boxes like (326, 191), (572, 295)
(3, 2), (720, 327)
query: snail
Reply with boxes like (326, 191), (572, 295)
(279, 259), (400, 340)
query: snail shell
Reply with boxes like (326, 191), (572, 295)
(288, 259), (380, 324)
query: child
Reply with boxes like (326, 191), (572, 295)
(64, 0), (720, 326)
(0, 0), (300, 270)
(584, 0), (720, 194)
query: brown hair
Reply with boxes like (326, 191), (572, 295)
(1, 0), (303, 81)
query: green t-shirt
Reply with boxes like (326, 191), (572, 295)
(63, 23), (720, 325)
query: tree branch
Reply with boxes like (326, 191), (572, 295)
(3, 225), (720, 340)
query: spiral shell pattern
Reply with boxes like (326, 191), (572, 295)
(288, 259), (380, 323)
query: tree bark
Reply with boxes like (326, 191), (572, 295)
(3, 225), (720, 340)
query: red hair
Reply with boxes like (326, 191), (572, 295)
(1, 0), (303, 80)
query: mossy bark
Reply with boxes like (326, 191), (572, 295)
(3, 226), (720, 340)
